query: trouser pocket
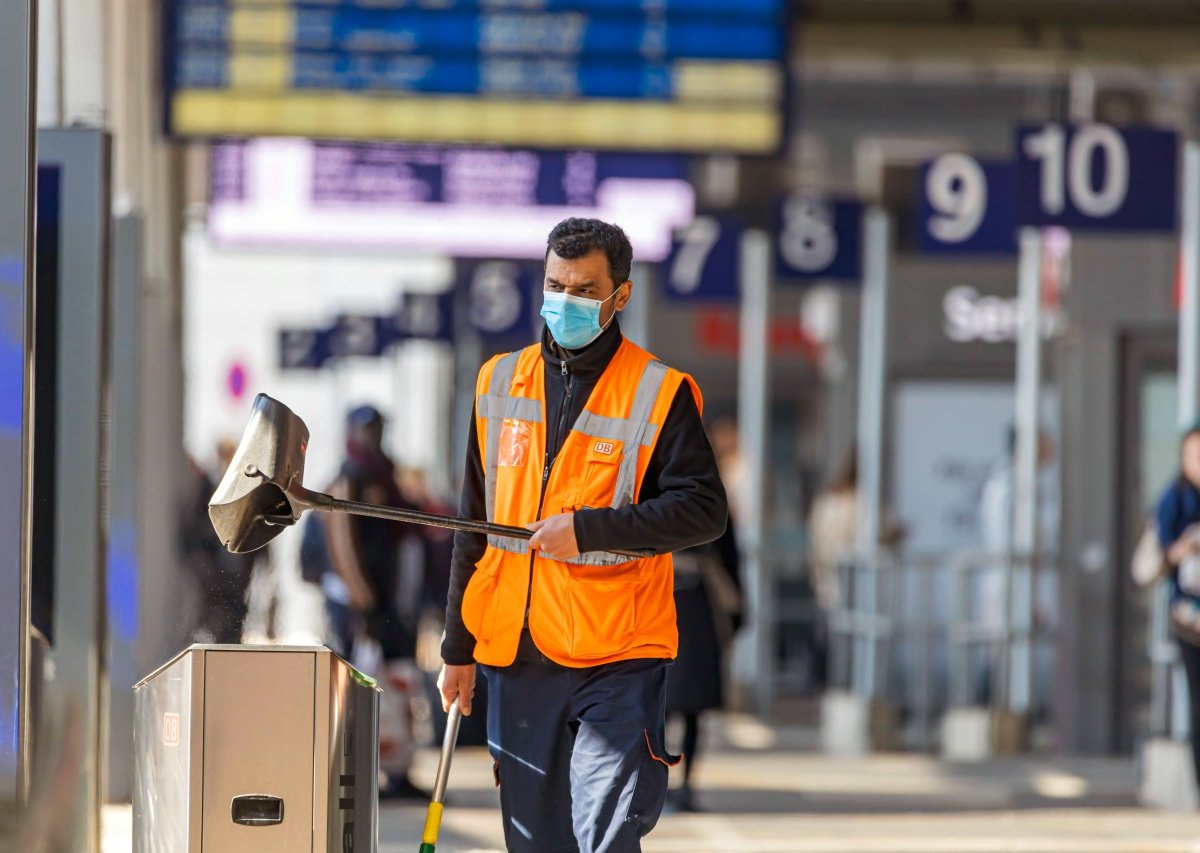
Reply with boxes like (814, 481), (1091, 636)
(625, 729), (680, 839)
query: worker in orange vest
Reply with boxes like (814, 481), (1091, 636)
(438, 218), (728, 852)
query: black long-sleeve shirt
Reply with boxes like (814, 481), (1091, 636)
(441, 320), (728, 665)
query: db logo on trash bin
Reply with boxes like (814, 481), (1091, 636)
(162, 712), (180, 747)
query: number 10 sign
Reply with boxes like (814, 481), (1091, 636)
(1016, 124), (1178, 232)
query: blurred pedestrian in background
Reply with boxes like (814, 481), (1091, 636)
(326, 405), (415, 660)
(665, 521), (743, 813)
(1153, 424), (1200, 789)
(977, 426), (1058, 603)
(808, 448), (861, 614)
(708, 415), (745, 520)
(808, 445), (905, 694)
(397, 466), (454, 623)
(326, 404), (426, 799)
(298, 495), (352, 655)
(808, 446), (907, 605)
(179, 440), (263, 644)
(975, 425), (1058, 707)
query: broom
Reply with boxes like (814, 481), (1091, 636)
(418, 697), (463, 853)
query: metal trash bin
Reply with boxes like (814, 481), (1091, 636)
(133, 644), (380, 852)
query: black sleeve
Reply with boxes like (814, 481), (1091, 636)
(573, 384), (728, 556)
(441, 403), (486, 665)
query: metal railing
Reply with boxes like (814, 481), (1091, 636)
(827, 549), (1060, 751)
(1147, 582), (1189, 741)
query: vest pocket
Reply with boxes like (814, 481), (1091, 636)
(497, 418), (533, 468)
(566, 575), (637, 659)
(461, 552), (502, 643)
(579, 439), (624, 510)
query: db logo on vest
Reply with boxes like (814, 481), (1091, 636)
(593, 441), (616, 455)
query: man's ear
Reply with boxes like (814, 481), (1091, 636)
(614, 281), (633, 311)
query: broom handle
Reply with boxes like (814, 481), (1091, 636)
(433, 698), (462, 805)
(419, 699), (462, 853)
(312, 494), (655, 560)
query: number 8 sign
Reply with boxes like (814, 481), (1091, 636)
(1015, 123), (1177, 232)
(774, 195), (863, 282)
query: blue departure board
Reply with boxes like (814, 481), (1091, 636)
(165, 0), (787, 152)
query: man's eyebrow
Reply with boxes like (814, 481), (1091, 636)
(546, 277), (599, 288)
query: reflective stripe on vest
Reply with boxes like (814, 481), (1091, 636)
(479, 355), (669, 566)
(481, 350), (529, 526)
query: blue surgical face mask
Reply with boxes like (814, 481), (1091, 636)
(540, 289), (619, 350)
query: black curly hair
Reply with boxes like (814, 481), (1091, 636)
(545, 218), (633, 288)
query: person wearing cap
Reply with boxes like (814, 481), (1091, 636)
(438, 218), (728, 851)
(326, 405), (426, 799)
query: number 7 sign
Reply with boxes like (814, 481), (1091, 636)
(1015, 124), (1177, 232)
(662, 217), (742, 302)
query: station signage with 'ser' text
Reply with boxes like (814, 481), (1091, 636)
(942, 285), (1061, 344)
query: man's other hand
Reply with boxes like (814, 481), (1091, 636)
(438, 663), (476, 716)
(528, 513), (581, 561)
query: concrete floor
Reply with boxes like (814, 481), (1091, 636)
(103, 716), (1200, 852)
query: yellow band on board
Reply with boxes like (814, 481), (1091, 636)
(422, 802), (444, 844)
(170, 90), (782, 153)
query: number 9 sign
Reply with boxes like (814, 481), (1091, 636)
(1015, 123), (1177, 232)
(918, 155), (1016, 255)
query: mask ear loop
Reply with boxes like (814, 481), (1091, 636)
(598, 283), (628, 333)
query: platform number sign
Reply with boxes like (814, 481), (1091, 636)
(393, 291), (454, 343)
(1016, 124), (1178, 232)
(663, 217), (741, 301)
(774, 195), (862, 283)
(918, 155), (1016, 254)
(279, 327), (331, 370)
(329, 314), (386, 358)
(467, 262), (526, 335)
(455, 259), (537, 347)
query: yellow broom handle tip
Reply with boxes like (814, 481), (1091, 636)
(421, 801), (444, 845)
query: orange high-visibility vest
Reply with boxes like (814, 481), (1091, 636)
(460, 337), (701, 668)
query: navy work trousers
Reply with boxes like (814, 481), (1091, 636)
(480, 641), (678, 853)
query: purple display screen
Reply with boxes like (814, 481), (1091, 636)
(210, 140), (248, 203)
(308, 142), (683, 207)
(207, 138), (695, 261)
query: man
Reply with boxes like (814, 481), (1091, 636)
(326, 405), (425, 798)
(975, 424), (1058, 707)
(439, 218), (728, 852)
